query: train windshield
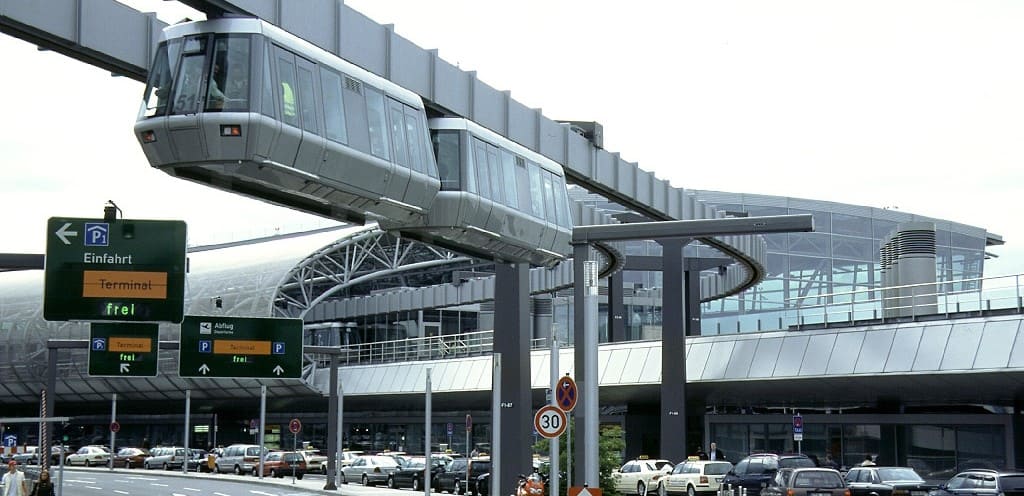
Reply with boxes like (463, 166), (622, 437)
(141, 34), (251, 117)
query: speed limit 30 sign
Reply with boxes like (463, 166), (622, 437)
(534, 405), (567, 439)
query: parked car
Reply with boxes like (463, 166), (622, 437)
(112, 447), (150, 469)
(255, 451), (307, 479)
(722, 453), (816, 496)
(612, 456), (675, 495)
(436, 458), (470, 494)
(928, 469), (1024, 496)
(659, 459), (734, 496)
(339, 450), (364, 468)
(845, 466), (931, 496)
(186, 449), (213, 473)
(66, 445), (111, 467)
(465, 457), (492, 496)
(761, 468), (850, 496)
(215, 444), (266, 475)
(300, 449), (327, 474)
(388, 456), (444, 490)
(340, 454), (401, 486)
(144, 446), (188, 470)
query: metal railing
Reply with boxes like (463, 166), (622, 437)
(707, 273), (1024, 334)
(309, 274), (1024, 366)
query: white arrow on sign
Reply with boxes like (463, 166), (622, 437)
(120, 363), (130, 374)
(199, 364), (210, 375)
(273, 365), (284, 376)
(55, 223), (78, 245)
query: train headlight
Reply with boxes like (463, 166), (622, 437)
(141, 130), (157, 143)
(220, 125), (242, 137)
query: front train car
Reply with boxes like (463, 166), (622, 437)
(383, 118), (572, 267)
(134, 18), (440, 225)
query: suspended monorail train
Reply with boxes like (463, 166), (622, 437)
(134, 18), (570, 266)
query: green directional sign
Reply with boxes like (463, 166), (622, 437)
(88, 323), (159, 377)
(44, 217), (187, 323)
(179, 316), (303, 379)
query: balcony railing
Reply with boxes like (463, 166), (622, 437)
(308, 273), (1024, 366)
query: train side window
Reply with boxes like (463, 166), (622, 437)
(296, 63), (319, 134)
(319, 68), (348, 143)
(206, 35), (250, 112)
(515, 157), (532, 215)
(387, 100), (409, 168)
(528, 163), (545, 219)
(542, 171), (557, 224)
(403, 108), (425, 174)
(141, 41), (174, 117)
(500, 151), (519, 209)
(472, 139), (492, 199)
(171, 36), (208, 115)
(486, 144), (503, 205)
(553, 175), (572, 227)
(431, 130), (461, 190)
(276, 50), (299, 127)
(260, 45), (276, 118)
(365, 87), (391, 160)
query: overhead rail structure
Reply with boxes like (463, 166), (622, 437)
(0, 0), (767, 301)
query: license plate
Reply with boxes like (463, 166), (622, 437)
(810, 492), (832, 496)
(911, 492), (927, 496)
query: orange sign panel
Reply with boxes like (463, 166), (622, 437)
(108, 337), (152, 353)
(82, 270), (168, 299)
(214, 340), (272, 355)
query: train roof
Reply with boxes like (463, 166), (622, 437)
(159, 17), (424, 109)
(430, 117), (565, 176)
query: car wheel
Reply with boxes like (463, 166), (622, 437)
(413, 477), (421, 492)
(638, 481), (648, 496)
(658, 483), (667, 496)
(342, 472), (348, 484)
(363, 474), (371, 486)
(85, 459), (92, 467)
(297, 473), (304, 480)
(271, 469), (278, 478)
(456, 479), (465, 495)
(322, 466), (327, 475)
(125, 461), (132, 469)
(388, 476), (397, 489)
(687, 486), (696, 496)
(234, 465), (243, 475)
(66, 458), (73, 466)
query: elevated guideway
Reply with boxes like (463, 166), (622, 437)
(0, 0), (767, 300)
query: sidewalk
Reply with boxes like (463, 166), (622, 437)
(30, 465), (352, 495)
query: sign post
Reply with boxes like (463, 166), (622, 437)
(289, 419), (301, 483)
(465, 414), (472, 457)
(793, 413), (803, 452)
(44, 217), (186, 323)
(178, 316), (303, 379)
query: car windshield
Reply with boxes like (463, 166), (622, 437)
(877, 468), (924, 482)
(654, 461), (673, 470)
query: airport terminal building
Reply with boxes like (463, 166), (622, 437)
(2, 187), (1019, 477)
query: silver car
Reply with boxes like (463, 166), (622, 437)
(341, 455), (401, 486)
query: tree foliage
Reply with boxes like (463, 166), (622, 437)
(533, 420), (626, 496)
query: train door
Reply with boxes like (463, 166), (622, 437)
(165, 35), (209, 163)
(293, 56), (327, 175)
(268, 46), (301, 169)
(380, 98), (413, 205)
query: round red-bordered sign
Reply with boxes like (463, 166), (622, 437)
(110, 421), (120, 433)
(534, 405), (567, 439)
(289, 418), (302, 434)
(555, 375), (578, 412)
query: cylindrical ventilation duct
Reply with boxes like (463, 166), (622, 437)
(532, 296), (554, 345)
(880, 222), (937, 317)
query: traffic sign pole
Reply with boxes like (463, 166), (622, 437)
(550, 337), (560, 496)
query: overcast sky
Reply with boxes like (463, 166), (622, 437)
(2, 0), (1022, 276)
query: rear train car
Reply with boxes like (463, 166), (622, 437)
(134, 18), (439, 225)
(383, 118), (572, 267)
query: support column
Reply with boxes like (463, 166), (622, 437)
(608, 271), (627, 342)
(44, 347), (57, 471)
(493, 262), (531, 496)
(683, 268), (702, 336)
(324, 354), (338, 490)
(572, 245), (600, 486)
(659, 238), (687, 462)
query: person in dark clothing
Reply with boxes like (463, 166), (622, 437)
(708, 442), (726, 461)
(30, 469), (55, 496)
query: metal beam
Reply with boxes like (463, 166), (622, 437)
(573, 215), (814, 244)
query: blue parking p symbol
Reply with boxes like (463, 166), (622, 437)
(84, 223), (109, 246)
(272, 342), (285, 355)
(199, 340), (212, 353)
